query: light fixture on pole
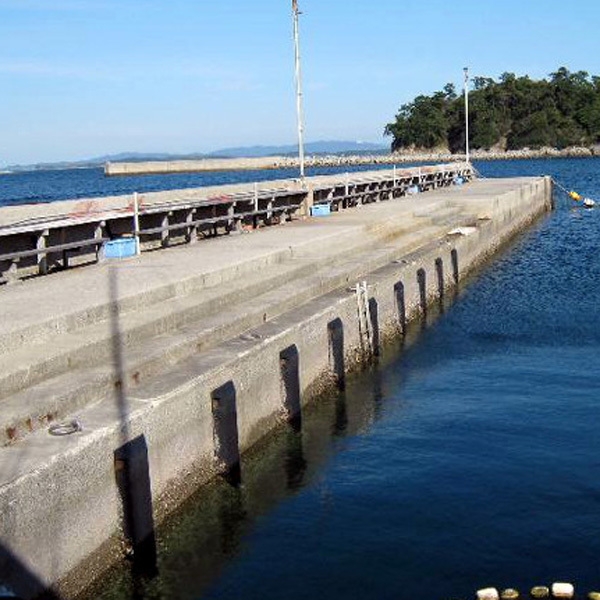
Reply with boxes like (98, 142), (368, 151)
(463, 66), (470, 164)
(292, 0), (306, 179)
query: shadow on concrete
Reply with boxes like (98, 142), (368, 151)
(0, 545), (60, 600)
(210, 381), (242, 487)
(114, 436), (158, 579)
(109, 268), (159, 585)
(368, 297), (380, 358)
(394, 280), (407, 337)
(451, 248), (460, 286)
(417, 268), (427, 321)
(435, 257), (445, 303)
(327, 318), (345, 391)
(279, 345), (302, 431)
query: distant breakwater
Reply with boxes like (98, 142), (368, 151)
(105, 146), (599, 176)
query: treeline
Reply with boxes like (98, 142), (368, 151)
(384, 67), (600, 152)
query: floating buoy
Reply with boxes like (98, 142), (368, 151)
(501, 588), (520, 600)
(477, 588), (500, 600)
(567, 189), (595, 207)
(531, 586), (550, 598)
(587, 592), (600, 600)
(551, 583), (574, 599)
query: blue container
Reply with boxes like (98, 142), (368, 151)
(311, 203), (331, 217)
(104, 238), (137, 259)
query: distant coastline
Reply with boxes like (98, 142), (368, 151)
(104, 145), (599, 176)
(3, 144), (599, 176)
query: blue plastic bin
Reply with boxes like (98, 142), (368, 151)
(104, 238), (137, 259)
(311, 203), (331, 217)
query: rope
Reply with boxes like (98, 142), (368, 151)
(549, 176), (597, 207)
(550, 177), (572, 196)
(470, 164), (486, 179)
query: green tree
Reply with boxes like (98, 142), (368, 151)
(384, 67), (600, 152)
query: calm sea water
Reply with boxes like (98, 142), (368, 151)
(0, 163), (409, 208)
(15, 158), (600, 600)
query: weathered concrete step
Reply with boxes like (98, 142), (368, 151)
(1, 205), (463, 449)
(0, 255), (320, 400)
(0, 203), (432, 399)
(0, 198), (423, 359)
(0, 245), (295, 357)
(0, 219), (456, 445)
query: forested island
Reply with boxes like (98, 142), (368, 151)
(384, 67), (600, 154)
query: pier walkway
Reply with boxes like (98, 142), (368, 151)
(0, 173), (552, 599)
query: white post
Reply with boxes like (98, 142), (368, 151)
(292, 0), (306, 180)
(133, 192), (141, 255)
(393, 165), (397, 187)
(463, 66), (470, 164)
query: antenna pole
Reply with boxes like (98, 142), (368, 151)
(293, 0), (306, 179)
(463, 66), (470, 164)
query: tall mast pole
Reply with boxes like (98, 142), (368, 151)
(463, 66), (470, 164)
(292, 0), (306, 179)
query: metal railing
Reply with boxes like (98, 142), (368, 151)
(0, 163), (472, 283)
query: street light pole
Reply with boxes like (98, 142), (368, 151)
(292, 0), (306, 179)
(463, 66), (470, 164)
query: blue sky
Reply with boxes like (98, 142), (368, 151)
(1, 0), (600, 165)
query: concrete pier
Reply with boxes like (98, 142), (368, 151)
(0, 173), (552, 598)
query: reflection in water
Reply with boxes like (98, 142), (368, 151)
(332, 391), (348, 437)
(284, 430), (307, 492)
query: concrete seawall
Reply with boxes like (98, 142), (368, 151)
(0, 175), (552, 598)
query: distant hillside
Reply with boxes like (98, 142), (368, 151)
(4, 140), (387, 172)
(209, 140), (387, 158)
